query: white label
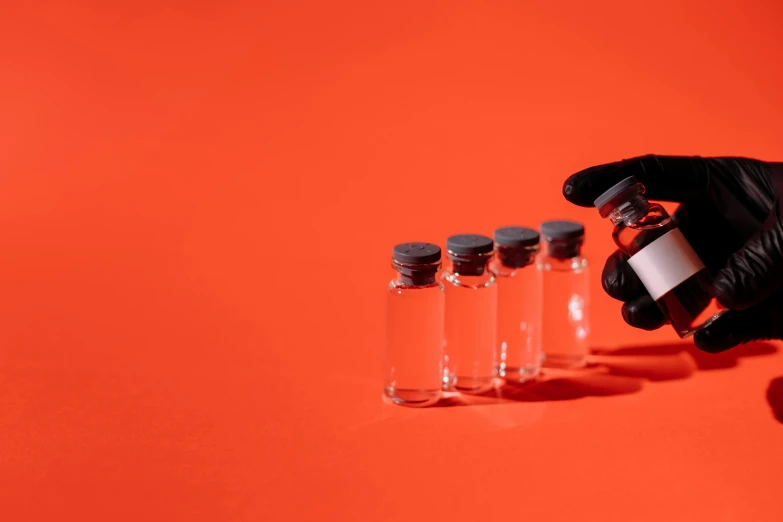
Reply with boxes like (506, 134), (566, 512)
(627, 228), (705, 301)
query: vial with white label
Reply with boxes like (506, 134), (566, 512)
(490, 226), (542, 382)
(538, 221), (590, 369)
(385, 242), (445, 406)
(442, 234), (498, 393)
(594, 176), (726, 337)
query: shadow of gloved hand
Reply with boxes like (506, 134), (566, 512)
(563, 155), (783, 352)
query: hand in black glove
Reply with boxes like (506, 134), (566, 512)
(563, 155), (783, 352)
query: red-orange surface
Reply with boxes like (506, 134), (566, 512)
(2, 1), (783, 521)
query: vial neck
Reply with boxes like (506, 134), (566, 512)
(392, 260), (440, 286)
(544, 241), (582, 260)
(447, 252), (492, 276)
(496, 245), (538, 269)
(399, 272), (437, 285)
(609, 195), (650, 227)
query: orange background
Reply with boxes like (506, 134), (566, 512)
(1, 1), (783, 520)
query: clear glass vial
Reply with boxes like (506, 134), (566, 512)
(538, 220), (590, 369)
(442, 234), (498, 393)
(385, 242), (445, 407)
(595, 176), (726, 338)
(489, 226), (542, 382)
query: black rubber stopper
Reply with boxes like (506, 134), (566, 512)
(392, 242), (441, 264)
(494, 226), (540, 248)
(540, 220), (585, 241)
(446, 234), (493, 255)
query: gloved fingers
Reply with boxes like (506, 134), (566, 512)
(563, 155), (708, 207)
(602, 250), (646, 301)
(713, 205), (783, 310)
(694, 307), (783, 353)
(621, 295), (667, 330)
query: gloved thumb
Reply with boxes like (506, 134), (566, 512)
(694, 306), (783, 352)
(712, 202), (783, 310)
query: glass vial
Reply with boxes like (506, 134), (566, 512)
(538, 220), (590, 369)
(385, 242), (445, 407)
(442, 234), (497, 393)
(594, 176), (726, 338)
(489, 226), (542, 382)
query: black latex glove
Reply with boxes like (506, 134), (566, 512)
(563, 155), (783, 352)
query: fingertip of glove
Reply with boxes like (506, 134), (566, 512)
(562, 167), (607, 207)
(620, 304), (639, 330)
(601, 251), (633, 300)
(602, 274), (618, 297)
(621, 300), (666, 330)
(562, 174), (586, 206)
(693, 330), (722, 353)
(693, 316), (736, 353)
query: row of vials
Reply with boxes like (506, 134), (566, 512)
(385, 221), (590, 407)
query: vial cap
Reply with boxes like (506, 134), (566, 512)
(494, 226), (540, 248)
(392, 242), (441, 264)
(446, 234), (494, 255)
(593, 176), (640, 209)
(540, 220), (585, 241)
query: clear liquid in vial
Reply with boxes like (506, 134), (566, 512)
(385, 282), (444, 406)
(613, 212), (726, 338)
(443, 274), (497, 393)
(494, 265), (542, 381)
(538, 257), (590, 369)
